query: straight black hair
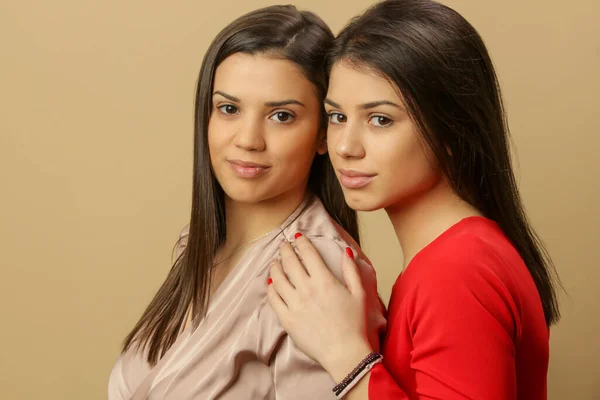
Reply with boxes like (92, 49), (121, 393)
(329, 0), (560, 325)
(123, 5), (358, 365)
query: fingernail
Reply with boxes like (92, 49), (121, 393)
(345, 247), (354, 259)
(267, 278), (273, 286)
(294, 232), (303, 239)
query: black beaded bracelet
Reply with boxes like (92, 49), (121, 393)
(332, 352), (383, 397)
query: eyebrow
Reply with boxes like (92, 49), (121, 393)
(213, 91), (240, 102)
(360, 100), (402, 110)
(324, 98), (402, 110)
(324, 98), (341, 108)
(265, 100), (305, 107)
(213, 91), (305, 107)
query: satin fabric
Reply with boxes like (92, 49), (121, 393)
(109, 195), (386, 399)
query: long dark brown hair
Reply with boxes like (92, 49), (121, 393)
(329, 0), (560, 325)
(123, 5), (358, 365)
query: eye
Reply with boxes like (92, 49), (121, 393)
(270, 111), (295, 124)
(369, 115), (393, 128)
(328, 113), (347, 125)
(217, 104), (239, 115)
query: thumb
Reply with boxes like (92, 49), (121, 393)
(342, 247), (364, 299)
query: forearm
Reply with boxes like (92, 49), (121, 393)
(328, 347), (411, 400)
(325, 340), (373, 400)
(341, 371), (370, 400)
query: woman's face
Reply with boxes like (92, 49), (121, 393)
(325, 61), (441, 212)
(208, 53), (325, 205)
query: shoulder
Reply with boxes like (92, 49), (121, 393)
(290, 196), (374, 280)
(108, 347), (151, 399)
(305, 236), (376, 283)
(300, 236), (387, 349)
(401, 223), (523, 336)
(173, 225), (189, 260)
(408, 218), (522, 288)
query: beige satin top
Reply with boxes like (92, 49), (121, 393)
(108, 195), (386, 399)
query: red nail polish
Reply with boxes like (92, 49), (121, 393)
(294, 232), (303, 239)
(345, 247), (354, 259)
(267, 278), (273, 285)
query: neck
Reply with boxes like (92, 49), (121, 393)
(385, 178), (481, 268)
(221, 187), (308, 255)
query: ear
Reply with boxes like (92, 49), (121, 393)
(316, 128), (328, 155)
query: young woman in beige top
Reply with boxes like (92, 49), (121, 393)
(108, 5), (385, 400)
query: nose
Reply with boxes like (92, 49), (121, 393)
(333, 122), (365, 160)
(233, 116), (266, 152)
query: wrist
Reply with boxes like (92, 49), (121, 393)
(324, 338), (374, 383)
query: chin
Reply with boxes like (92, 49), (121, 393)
(220, 184), (265, 204)
(222, 183), (292, 205)
(342, 192), (384, 212)
(228, 192), (268, 204)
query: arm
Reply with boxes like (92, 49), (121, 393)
(266, 236), (385, 399)
(268, 234), (520, 399)
(268, 235), (400, 399)
(330, 368), (409, 400)
(108, 359), (130, 400)
(396, 241), (519, 399)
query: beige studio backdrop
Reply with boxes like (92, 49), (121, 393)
(1, 0), (598, 399)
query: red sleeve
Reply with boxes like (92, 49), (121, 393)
(369, 363), (411, 399)
(369, 235), (520, 399)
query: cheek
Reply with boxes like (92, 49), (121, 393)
(326, 130), (342, 165)
(272, 132), (318, 175)
(326, 132), (335, 154)
(374, 132), (439, 190)
(207, 118), (226, 160)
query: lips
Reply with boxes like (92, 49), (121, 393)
(228, 159), (271, 179)
(338, 168), (377, 189)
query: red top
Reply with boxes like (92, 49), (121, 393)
(369, 217), (549, 399)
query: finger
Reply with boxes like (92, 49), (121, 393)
(279, 241), (309, 286)
(293, 233), (337, 282)
(269, 260), (298, 305)
(341, 247), (365, 300)
(267, 284), (289, 323)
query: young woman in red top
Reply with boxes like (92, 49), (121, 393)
(267, 0), (561, 399)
